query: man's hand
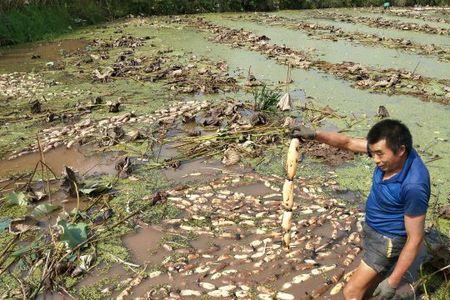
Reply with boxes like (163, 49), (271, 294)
(291, 125), (316, 140)
(373, 278), (397, 299)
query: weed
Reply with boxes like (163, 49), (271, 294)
(160, 232), (196, 250)
(251, 85), (281, 111)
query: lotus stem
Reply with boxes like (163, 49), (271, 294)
(282, 137), (301, 249)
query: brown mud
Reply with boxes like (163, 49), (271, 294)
(101, 172), (421, 299)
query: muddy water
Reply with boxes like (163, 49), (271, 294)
(233, 182), (275, 196)
(0, 39), (88, 73)
(156, 139), (252, 185)
(120, 172), (362, 299)
(205, 14), (450, 80)
(163, 158), (228, 183)
(279, 12), (450, 50)
(76, 263), (130, 292)
(0, 146), (120, 179)
(122, 225), (165, 265)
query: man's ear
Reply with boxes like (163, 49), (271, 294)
(397, 145), (406, 157)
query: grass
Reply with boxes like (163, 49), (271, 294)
(3, 0), (448, 46)
(0, 5), (74, 45)
(252, 84), (282, 111)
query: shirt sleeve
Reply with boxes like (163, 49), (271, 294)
(403, 183), (430, 216)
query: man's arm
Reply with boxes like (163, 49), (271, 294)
(291, 126), (368, 154)
(387, 214), (425, 287)
(316, 131), (368, 154)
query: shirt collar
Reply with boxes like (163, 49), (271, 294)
(378, 149), (417, 183)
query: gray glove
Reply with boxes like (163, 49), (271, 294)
(291, 125), (316, 140)
(373, 278), (397, 300)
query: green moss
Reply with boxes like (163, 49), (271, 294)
(431, 281), (450, 300)
(27, 265), (43, 290)
(97, 236), (130, 263)
(183, 216), (212, 228)
(140, 202), (182, 225)
(0, 121), (40, 160)
(77, 277), (113, 300)
(111, 167), (178, 224)
(164, 251), (189, 265)
(418, 262), (450, 300)
(0, 272), (20, 298)
(250, 146), (285, 177)
(0, 203), (28, 219)
(0, 232), (14, 251)
(64, 276), (79, 289)
(436, 218), (450, 235)
(160, 232), (196, 249)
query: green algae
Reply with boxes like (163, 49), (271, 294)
(0, 271), (20, 298)
(0, 203), (28, 219)
(77, 277), (114, 300)
(160, 231), (197, 250)
(334, 155), (373, 198)
(0, 121), (40, 160)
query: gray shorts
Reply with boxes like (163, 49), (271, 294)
(362, 223), (406, 274)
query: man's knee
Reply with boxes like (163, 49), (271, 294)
(343, 283), (353, 299)
(343, 282), (361, 300)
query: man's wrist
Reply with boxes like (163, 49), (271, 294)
(387, 276), (400, 288)
(312, 130), (320, 141)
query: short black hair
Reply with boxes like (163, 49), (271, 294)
(367, 119), (412, 155)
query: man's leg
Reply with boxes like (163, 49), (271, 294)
(343, 260), (379, 300)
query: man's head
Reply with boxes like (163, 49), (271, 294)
(367, 119), (412, 173)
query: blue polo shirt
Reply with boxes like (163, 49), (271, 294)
(365, 149), (430, 237)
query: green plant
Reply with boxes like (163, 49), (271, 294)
(252, 85), (281, 111)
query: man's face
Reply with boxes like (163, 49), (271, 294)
(368, 139), (406, 173)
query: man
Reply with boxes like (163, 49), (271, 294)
(292, 119), (430, 300)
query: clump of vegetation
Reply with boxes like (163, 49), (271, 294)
(160, 231), (197, 250)
(252, 85), (281, 111)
